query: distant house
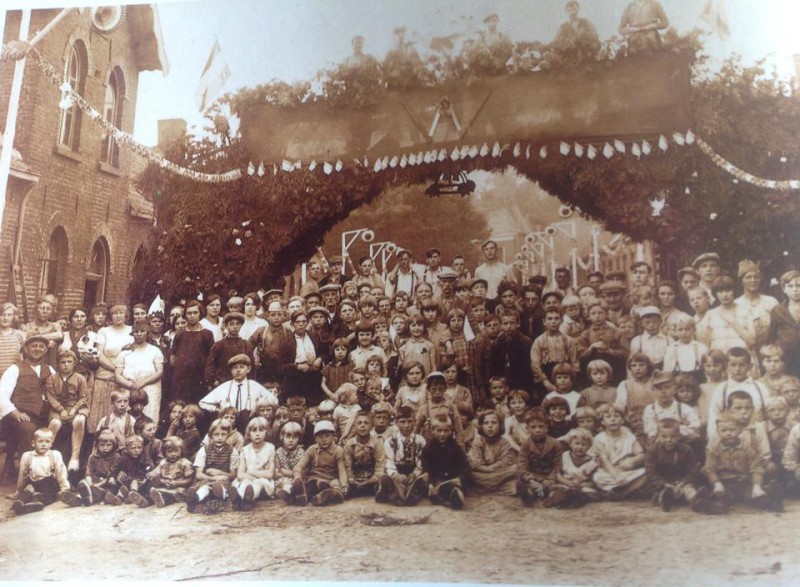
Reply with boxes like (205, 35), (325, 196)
(0, 6), (167, 320)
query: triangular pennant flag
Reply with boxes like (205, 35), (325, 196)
(492, 142), (501, 157)
(574, 143), (584, 158)
(148, 295), (165, 316)
(335, 159), (344, 172)
(642, 140), (652, 155)
(409, 153), (417, 166)
(400, 154), (408, 168)
(479, 143), (490, 157)
(603, 143), (614, 158)
(281, 159), (293, 172)
(672, 132), (685, 146)
(373, 159), (382, 172)
(587, 145), (597, 160)
(308, 161), (317, 171)
(460, 145), (470, 158)
(382, 156), (389, 169)
(539, 145), (547, 159)
(438, 148), (447, 161)
(450, 147), (460, 161)
(257, 162), (265, 177)
(685, 187), (691, 194)
(513, 143), (521, 158)
(631, 143), (641, 158)
(685, 130), (696, 144)
(658, 135), (669, 151)
(194, 40), (231, 112)
(323, 162), (333, 175)
(468, 145), (479, 158)
(247, 161), (256, 176)
(389, 156), (398, 168)
(614, 140), (626, 154)
(559, 142), (570, 156)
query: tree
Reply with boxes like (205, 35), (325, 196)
(130, 33), (800, 303)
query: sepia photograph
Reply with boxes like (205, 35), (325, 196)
(0, 0), (799, 583)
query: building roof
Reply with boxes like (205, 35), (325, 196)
(127, 186), (155, 220)
(128, 5), (169, 74)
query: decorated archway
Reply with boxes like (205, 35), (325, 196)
(33, 31), (793, 303)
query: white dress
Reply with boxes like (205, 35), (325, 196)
(233, 441), (276, 498)
(115, 343), (164, 422)
(590, 427), (645, 492)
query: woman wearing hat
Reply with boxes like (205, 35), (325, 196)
(88, 304), (133, 432)
(735, 260), (778, 351)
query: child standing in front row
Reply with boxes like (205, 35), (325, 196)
(231, 417), (275, 510)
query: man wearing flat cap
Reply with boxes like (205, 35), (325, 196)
(319, 283), (342, 316)
(320, 256), (348, 288)
(249, 301), (292, 384)
(199, 353), (278, 419)
(693, 252), (721, 301)
(599, 280), (631, 325)
(0, 336), (57, 465)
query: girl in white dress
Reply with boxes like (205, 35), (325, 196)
(231, 417), (276, 509)
(591, 403), (646, 498)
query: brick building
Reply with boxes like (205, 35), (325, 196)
(0, 6), (167, 320)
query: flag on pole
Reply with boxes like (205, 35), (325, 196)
(194, 40), (230, 112)
(700, 0), (730, 40)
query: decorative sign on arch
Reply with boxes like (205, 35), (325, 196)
(240, 52), (693, 164)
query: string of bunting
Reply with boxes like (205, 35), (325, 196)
(32, 47), (800, 191)
(32, 47), (242, 183)
(695, 136), (800, 190)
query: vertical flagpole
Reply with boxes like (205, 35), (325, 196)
(0, 9), (32, 237)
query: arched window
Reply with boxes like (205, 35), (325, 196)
(58, 41), (87, 150)
(101, 67), (125, 166)
(83, 239), (110, 309)
(38, 227), (68, 299)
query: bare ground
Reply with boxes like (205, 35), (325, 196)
(1, 479), (799, 585)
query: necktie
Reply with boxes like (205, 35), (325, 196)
(236, 383), (242, 411)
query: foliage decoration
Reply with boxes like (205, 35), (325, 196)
(130, 30), (800, 304)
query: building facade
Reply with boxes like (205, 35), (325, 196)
(0, 6), (166, 320)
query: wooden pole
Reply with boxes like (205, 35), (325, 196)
(0, 9), (31, 237)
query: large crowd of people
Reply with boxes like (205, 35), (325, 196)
(2, 237), (800, 517)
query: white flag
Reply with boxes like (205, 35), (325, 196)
(700, 0), (730, 40)
(194, 40), (230, 112)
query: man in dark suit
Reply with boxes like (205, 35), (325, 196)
(279, 310), (324, 407)
(488, 311), (536, 403)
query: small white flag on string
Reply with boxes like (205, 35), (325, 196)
(642, 140), (652, 155)
(603, 143), (614, 158)
(559, 142), (570, 156)
(658, 135), (669, 151)
(587, 145), (597, 160)
(574, 143), (584, 158)
(194, 40), (231, 112)
(614, 140), (626, 154)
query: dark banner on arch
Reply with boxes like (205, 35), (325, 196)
(240, 52), (693, 164)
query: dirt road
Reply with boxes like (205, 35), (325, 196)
(1, 485), (797, 585)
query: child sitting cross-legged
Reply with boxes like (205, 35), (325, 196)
(69, 429), (123, 506)
(291, 420), (348, 506)
(644, 419), (725, 515)
(201, 406), (245, 452)
(344, 410), (386, 497)
(503, 389), (530, 452)
(377, 405), (428, 506)
(137, 436), (195, 508)
(186, 419), (240, 512)
(591, 403), (647, 500)
(705, 412), (783, 512)
(110, 434), (151, 506)
(231, 416), (276, 510)
(467, 409), (517, 496)
(421, 416), (470, 510)
(516, 407), (563, 507)
(546, 428), (599, 509)
(13, 428), (73, 515)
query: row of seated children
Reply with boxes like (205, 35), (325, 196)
(12, 372), (800, 515)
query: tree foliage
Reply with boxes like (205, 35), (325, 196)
(130, 31), (800, 304)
